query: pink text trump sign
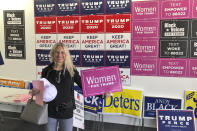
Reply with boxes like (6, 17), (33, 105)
(81, 66), (122, 97)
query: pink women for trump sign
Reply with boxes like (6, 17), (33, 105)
(81, 66), (122, 97)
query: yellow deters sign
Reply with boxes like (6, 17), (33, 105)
(185, 90), (197, 118)
(103, 89), (143, 118)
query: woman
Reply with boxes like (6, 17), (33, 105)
(41, 42), (81, 131)
(32, 42), (110, 131)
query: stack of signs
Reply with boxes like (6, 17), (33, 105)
(157, 109), (195, 131)
(81, 66), (122, 97)
(75, 83), (122, 116)
(144, 96), (182, 118)
(73, 91), (84, 129)
(74, 85), (103, 115)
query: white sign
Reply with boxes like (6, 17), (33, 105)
(57, 34), (80, 50)
(35, 34), (57, 50)
(73, 91), (84, 129)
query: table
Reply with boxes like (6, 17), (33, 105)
(0, 87), (29, 112)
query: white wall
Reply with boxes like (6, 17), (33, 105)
(0, 0), (36, 81)
(0, 0), (197, 129)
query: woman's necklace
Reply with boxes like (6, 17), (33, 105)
(56, 70), (62, 84)
(54, 64), (64, 84)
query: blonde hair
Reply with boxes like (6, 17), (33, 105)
(50, 43), (75, 77)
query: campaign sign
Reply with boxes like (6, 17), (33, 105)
(157, 109), (195, 131)
(34, 0), (56, 16)
(73, 91), (84, 129)
(106, 0), (130, 14)
(4, 10), (24, 26)
(103, 89), (143, 118)
(5, 27), (24, 43)
(192, 0), (197, 18)
(159, 40), (188, 58)
(70, 50), (81, 66)
(159, 59), (187, 77)
(81, 51), (104, 67)
(190, 40), (197, 58)
(191, 19), (197, 38)
(80, 0), (104, 15)
(105, 51), (130, 68)
(105, 33), (131, 50)
(185, 90), (197, 118)
(81, 34), (105, 50)
(84, 96), (103, 115)
(35, 17), (57, 34)
(189, 60), (197, 77)
(81, 15), (104, 33)
(132, 21), (159, 39)
(132, 1), (159, 20)
(106, 14), (131, 33)
(131, 58), (157, 76)
(57, 16), (80, 33)
(161, 0), (190, 19)
(0, 78), (26, 89)
(57, 34), (80, 50)
(36, 49), (50, 66)
(132, 40), (158, 57)
(5, 44), (25, 59)
(56, 0), (79, 16)
(81, 66), (122, 97)
(160, 20), (189, 39)
(119, 68), (131, 86)
(35, 34), (56, 50)
(144, 96), (182, 118)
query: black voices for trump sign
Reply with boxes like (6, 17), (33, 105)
(5, 44), (25, 59)
(160, 20), (189, 39)
(4, 10), (24, 26)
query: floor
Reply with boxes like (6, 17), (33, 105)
(81, 120), (156, 131)
(0, 111), (156, 131)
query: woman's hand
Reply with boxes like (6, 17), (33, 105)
(104, 92), (111, 99)
(29, 88), (40, 96)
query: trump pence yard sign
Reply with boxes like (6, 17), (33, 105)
(81, 66), (122, 97)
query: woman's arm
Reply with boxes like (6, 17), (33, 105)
(41, 68), (47, 78)
(73, 69), (82, 88)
